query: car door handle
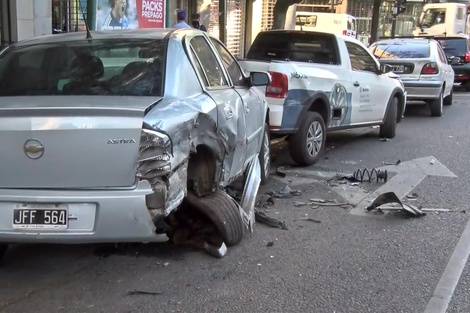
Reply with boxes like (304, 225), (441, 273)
(353, 81), (360, 87)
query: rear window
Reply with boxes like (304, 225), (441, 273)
(0, 39), (165, 97)
(246, 32), (339, 65)
(436, 38), (469, 57)
(371, 43), (430, 59)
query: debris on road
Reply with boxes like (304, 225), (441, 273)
(256, 194), (275, 208)
(203, 240), (228, 258)
(309, 199), (349, 206)
(276, 166), (287, 177)
(379, 138), (390, 142)
(267, 241), (274, 247)
(382, 160), (401, 166)
(365, 192), (426, 218)
(269, 185), (302, 198)
(299, 218), (322, 224)
(127, 290), (163, 296)
(294, 201), (308, 207)
(406, 193), (419, 200)
(255, 210), (288, 230)
(420, 208), (450, 213)
(352, 168), (388, 183)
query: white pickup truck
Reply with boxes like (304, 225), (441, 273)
(239, 30), (407, 166)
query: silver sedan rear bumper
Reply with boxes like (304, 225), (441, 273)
(403, 81), (442, 100)
(0, 180), (168, 244)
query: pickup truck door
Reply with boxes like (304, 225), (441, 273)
(209, 38), (264, 165)
(187, 35), (247, 179)
(345, 42), (391, 125)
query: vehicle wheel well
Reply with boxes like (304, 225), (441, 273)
(396, 93), (404, 122)
(265, 108), (270, 125)
(308, 99), (329, 125)
(187, 145), (217, 197)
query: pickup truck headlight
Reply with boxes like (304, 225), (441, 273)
(137, 128), (172, 179)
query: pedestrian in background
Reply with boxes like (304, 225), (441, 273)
(191, 14), (207, 31)
(173, 10), (191, 28)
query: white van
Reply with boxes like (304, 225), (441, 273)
(287, 12), (357, 38)
(413, 3), (470, 36)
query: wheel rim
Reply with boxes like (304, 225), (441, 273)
(306, 121), (323, 158)
(263, 131), (270, 176)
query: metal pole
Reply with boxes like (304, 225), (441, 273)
(391, 5), (398, 38)
(369, 0), (381, 45)
(330, 0), (335, 13)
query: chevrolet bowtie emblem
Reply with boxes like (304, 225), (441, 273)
(24, 139), (45, 159)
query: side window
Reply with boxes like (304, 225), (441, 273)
(188, 46), (209, 86)
(189, 36), (228, 88)
(345, 42), (378, 72)
(210, 38), (246, 87)
(18, 49), (45, 69)
(438, 46), (447, 64)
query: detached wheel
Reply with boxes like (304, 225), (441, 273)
(289, 112), (326, 166)
(259, 124), (270, 185)
(186, 190), (243, 247)
(380, 97), (398, 139)
(429, 89), (443, 117)
(444, 88), (453, 106)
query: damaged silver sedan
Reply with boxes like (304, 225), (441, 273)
(0, 28), (271, 258)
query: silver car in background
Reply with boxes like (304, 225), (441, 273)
(370, 38), (455, 117)
(0, 28), (272, 260)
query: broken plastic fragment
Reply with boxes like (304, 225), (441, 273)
(270, 185), (301, 198)
(203, 240), (228, 258)
(430, 158), (436, 165)
(365, 191), (426, 218)
(255, 210), (288, 230)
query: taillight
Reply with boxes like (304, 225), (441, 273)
(421, 62), (439, 75)
(465, 51), (470, 63)
(137, 128), (172, 179)
(343, 30), (348, 35)
(266, 71), (288, 98)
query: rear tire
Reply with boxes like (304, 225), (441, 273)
(186, 190), (244, 247)
(259, 124), (270, 185)
(380, 97), (398, 139)
(429, 89), (443, 117)
(288, 112), (326, 166)
(444, 88), (453, 106)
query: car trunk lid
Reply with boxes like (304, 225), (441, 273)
(0, 96), (161, 189)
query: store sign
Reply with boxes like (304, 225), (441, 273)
(95, 0), (165, 30)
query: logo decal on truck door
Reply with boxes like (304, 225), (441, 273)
(329, 83), (349, 127)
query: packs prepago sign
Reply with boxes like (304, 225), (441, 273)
(96, 0), (165, 30)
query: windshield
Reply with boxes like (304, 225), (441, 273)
(436, 38), (469, 57)
(371, 43), (430, 59)
(296, 15), (317, 27)
(419, 8), (446, 28)
(0, 39), (165, 97)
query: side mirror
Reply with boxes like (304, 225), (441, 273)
(250, 71), (271, 86)
(451, 57), (462, 65)
(380, 64), (393, 74)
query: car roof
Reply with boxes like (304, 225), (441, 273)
(434, 34), (470, 40)
(374, 38), (434, 45)
(12, 28), (206, 47)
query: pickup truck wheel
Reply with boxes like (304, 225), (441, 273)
(259, 124), (270, 185)
(429, 89), (443, 117)
(380, 97), (397, 139)
(186, 190), (243, 247)
(289, 112), (325, 166)
(444, 88), (453, 106)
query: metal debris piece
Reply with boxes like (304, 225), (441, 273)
(406, 193), (419, 199)
(365, 192), (426, 218)
(299, 218), (321, 223)
(203, 240), (228, 258)
(383, 160), (401, 166)
(352, 168), (388, 183)
(256, 194), (275, 208)
(294, 201), (308, 207)
(309, 199), (348, 206)
(430, 158), (436, 165)
(379, 138), (390, 142)
(255, 210), (288, 230)
(310, 198), (327, 203)
(267, 241), (274, 247)
(276, 166), (287, 177)
(127, 290), (163, 296)
(420, 208), (450, 213)
(269, 185), (301, 198)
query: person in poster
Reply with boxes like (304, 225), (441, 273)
(101, 0), (129, 30)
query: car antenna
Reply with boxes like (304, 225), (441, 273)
(79, 2), (93, 39)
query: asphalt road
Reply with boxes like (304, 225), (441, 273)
(1, 91), (470, 313)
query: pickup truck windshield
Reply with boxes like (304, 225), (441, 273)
(247, 32), (339, 65)
(419, 8), (446, 28)
(0, 39), (165, 97)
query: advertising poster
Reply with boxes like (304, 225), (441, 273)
(96, 0), (165, 30)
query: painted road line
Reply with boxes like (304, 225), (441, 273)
(424, 216), (470, 313)
(351, 156), (457, 216)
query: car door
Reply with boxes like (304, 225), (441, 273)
(187, 35), (247, 180)
(437, 44), (454, 96)
(345, 41), (392, 125)
(209, 37), (264, 165)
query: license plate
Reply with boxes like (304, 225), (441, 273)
(13, 203), (68, 229)
(392, 65), (405, 73)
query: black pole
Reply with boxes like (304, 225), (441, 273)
(7, 0), (12, 44)
(219, 0), (226, 44)
(391, 13), (397, 38)
(369, 0), (381, 45)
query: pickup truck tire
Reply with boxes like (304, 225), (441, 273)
(186, 190), (243, 247)
(429, 89), (443, 117)
(289, 112), (326, 166)
(444, 88), (453, 106)
(380, 97), (397, 139)
(259, 124), (270, 185)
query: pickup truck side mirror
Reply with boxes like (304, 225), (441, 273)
(380, 64), (393, 74)
(250, 71), (271, 86)
(451, 57), (462, 65)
